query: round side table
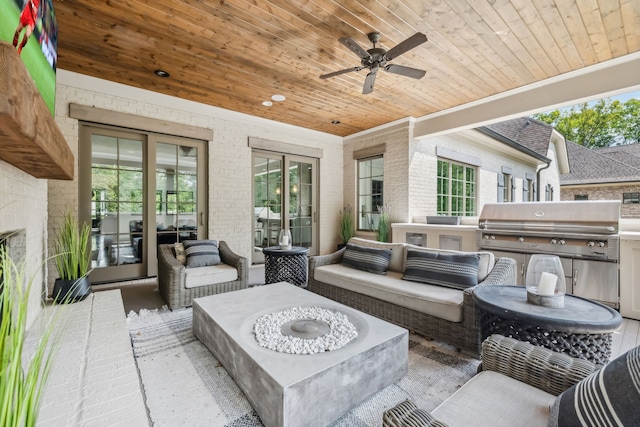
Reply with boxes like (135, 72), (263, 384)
(473, 286), (622, 364)
(263, 246), (310, 287)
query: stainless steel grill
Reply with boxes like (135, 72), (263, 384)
(477, 201), (620, 308)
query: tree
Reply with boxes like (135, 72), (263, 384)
(532, 98), (640, 148)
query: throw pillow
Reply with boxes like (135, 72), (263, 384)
(174, 242), (186, 265)
(548, 345), (640, 427)
(383, 400), (449, 427)
(402, 250), (479, 290)
(183, 240), (220, 268)
(341, 243), (392, 274)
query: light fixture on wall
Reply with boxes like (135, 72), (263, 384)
(291, 184), (298, 193)
(275, 186), (281, 195)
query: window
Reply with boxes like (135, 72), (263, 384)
(545, 184), (554, 201)
(437, 159), (476, 216)
(358, 156), (384, 230)
(523, 178), (535, 202)
(575, 194), (589, 200)
(623, 193), (640, 204)
(497, 173), (514, 202)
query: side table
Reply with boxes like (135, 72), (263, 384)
(473, 286), (622, 364)
(263, 246), (310, 287)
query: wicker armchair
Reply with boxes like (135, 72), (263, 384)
(383, 334), (602, 426)
(157, 241), (248, 309)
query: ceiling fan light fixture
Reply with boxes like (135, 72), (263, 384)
(271, 94), (286, 102)
(154, 69), (170, 78)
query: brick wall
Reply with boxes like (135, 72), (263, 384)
(0, 159), (48, 328)
(50, 70), (343, 288)
(562, 185), (640, 218)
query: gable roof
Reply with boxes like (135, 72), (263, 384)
(483, 117), (554, 158)
(561, 141), (640, 185)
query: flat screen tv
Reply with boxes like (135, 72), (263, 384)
(0, 0), (57, 115)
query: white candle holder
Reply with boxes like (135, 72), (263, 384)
(278, 229), (292, 250)
(525, 254), (566, 308)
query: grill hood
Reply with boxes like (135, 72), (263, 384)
(478, 201), (621, 236)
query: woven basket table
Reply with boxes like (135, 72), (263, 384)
(474, 286), (622, 365)
(263, 246), (310, 287)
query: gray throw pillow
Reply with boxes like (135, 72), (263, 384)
(548, 345), (640, 427)
(402, 250), (479, 290)
(341, 243), (392, 274)
(183, 240), (220, 268)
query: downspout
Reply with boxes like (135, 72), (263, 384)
(536, 161), (551, 201)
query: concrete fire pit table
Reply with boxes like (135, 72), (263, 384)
(193, 282), (408, 427)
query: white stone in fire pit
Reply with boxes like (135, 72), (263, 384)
(193, 282), (408, 427)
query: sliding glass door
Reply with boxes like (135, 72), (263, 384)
(252, 152), (317, 264)
(80, 125), (207, 283)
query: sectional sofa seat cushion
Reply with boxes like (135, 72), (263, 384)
(313, 264), (465, 322)
(548, 345), (640, 427)
(402, 250), (480, 290)
(342, 243), (393, 274)
(183, 239), (221, 268)
(183, 263), (239, 289)
(429, 370), (555, 426)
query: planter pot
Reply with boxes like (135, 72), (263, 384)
(53, 276), (92, 304)
(337, 243), (347, 250)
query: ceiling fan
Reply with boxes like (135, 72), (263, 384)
(320, 32), (428, 94)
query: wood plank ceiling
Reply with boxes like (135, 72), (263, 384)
(54, 0), (640, 137)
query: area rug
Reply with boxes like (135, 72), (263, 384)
(127, 307), (480, 427)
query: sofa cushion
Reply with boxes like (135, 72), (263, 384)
(404, 244), (495, 282)
(342, 243), (392, 274)
(548, 345), (640, 427)
(184, 263), (238, 288)
(348, 237), (406, 273)
(314, 264), (464, 322)
(431, 371), (554, 426)
(402, 250), (480, 290)
(183, 240), (220, 268)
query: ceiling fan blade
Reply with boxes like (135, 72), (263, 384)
(362, 71), (377, 94)
(320, 67), (361, 79)
(385, 64), (426, 79)
(385, 32), (428, 60)
(339, 37), (371, 60)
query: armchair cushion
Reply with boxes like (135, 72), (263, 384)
(184, 240), (220, 268)
(342, 243), (392, 274)
(402, 250), (480, 290)
(549, 345), (640, 427)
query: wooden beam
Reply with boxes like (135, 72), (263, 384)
(0, 42), (73, 180)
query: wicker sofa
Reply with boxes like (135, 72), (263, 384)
(157, 241), (248, 309)
(307, 238), (517, 356)
(383, 334), (603, 426)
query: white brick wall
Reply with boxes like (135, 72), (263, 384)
(0, 159), (48, 328)
(50, 70), (343, 288)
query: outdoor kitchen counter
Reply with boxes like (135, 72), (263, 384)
(474, 286), (622, 365)
(620, 231), (640, 320)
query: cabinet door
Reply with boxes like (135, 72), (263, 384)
(487, 251), (527, 286)
(572, 260), (618, 306)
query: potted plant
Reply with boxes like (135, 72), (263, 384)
(338, 204), (355, 249)
(376, 204), (391, 243)
(1, 247), (66, 426)
(52, 212), (92, 303)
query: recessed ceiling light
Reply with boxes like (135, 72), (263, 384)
(271, 94), (286, 102)
(331, 120), (341, 124)
(154, 69), (170, 78)
(262, 101), (273, 107)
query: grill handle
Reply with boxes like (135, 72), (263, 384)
(573, 269), (578, 289)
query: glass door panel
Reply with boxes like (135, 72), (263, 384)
(253, 155), (283, 263)
(289, 160), (313, 248)
(89, 131), (145, 282)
